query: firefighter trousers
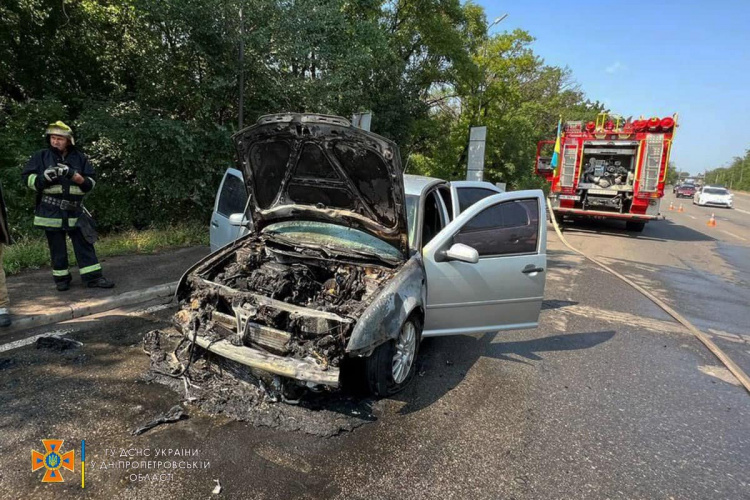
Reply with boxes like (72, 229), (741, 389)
(45, 229), (103, 283)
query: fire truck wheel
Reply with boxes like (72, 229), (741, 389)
(626, 221), (645, 232)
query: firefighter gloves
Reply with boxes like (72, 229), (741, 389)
(55, 164), (74, 179)
(43, 167), (59, 183)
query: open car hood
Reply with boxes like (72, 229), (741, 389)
(233, 113), (409, 257)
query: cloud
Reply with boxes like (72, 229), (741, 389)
(605, 61), (626, 74)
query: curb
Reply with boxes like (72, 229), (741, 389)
(5, 282), (178, 334)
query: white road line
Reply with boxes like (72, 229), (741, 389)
(720, 230), (747, 241)
(735, 208), (750, 215)
(0, 329), (75, 354)
(688, 215), (696, 219)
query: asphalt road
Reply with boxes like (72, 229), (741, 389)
(1, 200), (749, 499)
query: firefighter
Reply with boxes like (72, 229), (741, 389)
(0, 179), (12, 326)
(21, 121), (115, 291)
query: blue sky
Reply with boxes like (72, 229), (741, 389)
(474, 1), (750, 174)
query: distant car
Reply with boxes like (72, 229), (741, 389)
(675, 183), (696, 198)
(694, 186), (733, 208)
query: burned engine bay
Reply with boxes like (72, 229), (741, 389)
(175, 237), (399, 377)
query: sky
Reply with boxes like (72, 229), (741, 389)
(475, 0), (750, 174)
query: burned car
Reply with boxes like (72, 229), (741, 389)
(176, 113), (547, 395)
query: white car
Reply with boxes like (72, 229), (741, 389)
(182, 113), (545, 394)
(694, 186), (733, 208)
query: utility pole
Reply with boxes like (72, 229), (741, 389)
(477, 14), (508, 120)
(238, 6), (245, 130)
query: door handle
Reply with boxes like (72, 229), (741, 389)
(211, 221), (219, 228)
(522, 266), (544, 274)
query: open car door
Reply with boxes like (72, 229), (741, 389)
(422, 190), (547, 336)
(210, 168), (250, 252)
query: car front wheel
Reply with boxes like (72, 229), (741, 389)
(365, 315), (422, 396)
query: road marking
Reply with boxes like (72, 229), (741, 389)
(0, 329), (75, 353)
(735, 208), (750, 215)
(720, 230), (747, 241)
(134, 303), (173, 314)
(543, 303), (686, 335)
(688, 215), (696, 219)
(698, 365), (741, 387)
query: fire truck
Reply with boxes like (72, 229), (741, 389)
(535, 113), (677, 232)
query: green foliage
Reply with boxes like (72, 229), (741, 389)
(666, 162), (679, 185)
(1, 0), (606, 243)
(2, 222), (207, 275)
(704, 150), (750, 191)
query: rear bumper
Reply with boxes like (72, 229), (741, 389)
(553, 207), (661, 221)
(176, 325), (340, 388)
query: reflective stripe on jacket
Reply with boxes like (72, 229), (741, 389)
(21, 147), (96, 231)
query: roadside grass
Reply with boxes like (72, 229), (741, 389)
(3, 223), (208, 275)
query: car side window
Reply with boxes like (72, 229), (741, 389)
(453, 199), (539, 257)
(217, 174), (248, 217)
(422, 191), (446, 247)
(457, 187), (498, 213)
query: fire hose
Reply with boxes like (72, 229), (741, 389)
(546, 198), (750, 395)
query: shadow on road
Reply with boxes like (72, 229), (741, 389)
(391, 330), (615, 415)
(542, 299), (579, 310)
(558, 217), (715, 243)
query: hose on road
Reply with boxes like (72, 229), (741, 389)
(546, 198), (750, 395)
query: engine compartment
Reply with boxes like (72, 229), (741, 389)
(176, 238), (398, 370)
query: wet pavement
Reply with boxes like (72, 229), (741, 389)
(1, 197), (750, 499)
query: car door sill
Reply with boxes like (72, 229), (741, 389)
(425, 296), (544, 309)
(422, 322), (539, 337)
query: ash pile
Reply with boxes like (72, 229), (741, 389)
(143, 329), (377, 437)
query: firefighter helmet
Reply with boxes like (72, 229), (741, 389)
(45, 121), (75, 145)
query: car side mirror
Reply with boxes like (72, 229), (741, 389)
(228, 213), (250, 228)
(444, 243), (479, 264)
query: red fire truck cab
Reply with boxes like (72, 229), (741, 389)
(536, 113), (677, 232)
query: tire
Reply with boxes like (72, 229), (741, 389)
(626, 221), (645, 232)
(365, 315), (422, 396)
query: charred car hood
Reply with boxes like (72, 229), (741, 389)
(233, 113), (409, 257)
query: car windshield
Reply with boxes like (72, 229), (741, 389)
(406, 194), (419, 250)
(263, 221), (404, 263)
(703, 188), (729, 195)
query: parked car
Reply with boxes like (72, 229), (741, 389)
(210, 171), (506, 250)
(179, 113), (547, 395)
(694, 186), (733, 208)
(675, 183), (696, 198)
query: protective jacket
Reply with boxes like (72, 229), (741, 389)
(21, 146), (96, 230)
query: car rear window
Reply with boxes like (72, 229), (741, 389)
(457, 187), (498, 213)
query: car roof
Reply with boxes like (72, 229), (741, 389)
(450, 180), (504, 192)
(403, 174), (445, 196)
